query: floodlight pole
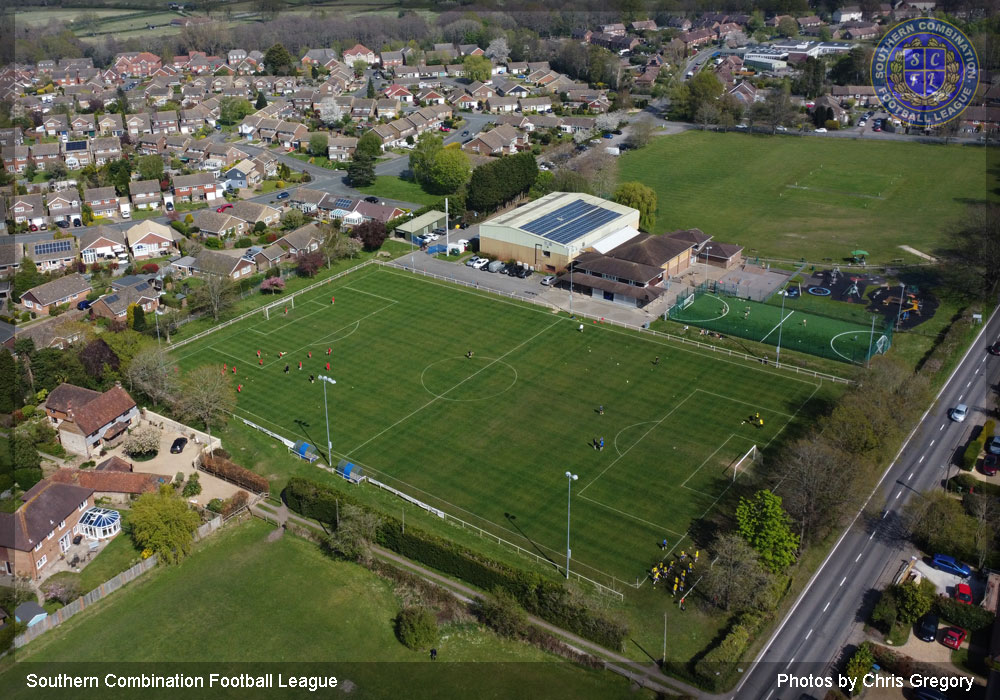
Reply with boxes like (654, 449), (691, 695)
(565, 471), (577, 579)
(775, 289), (786, 368)
(866, 314), (876, 368)
(319, 375), (337, 465)
(444, 197), (449, 256)
(895, 282), (905, 331)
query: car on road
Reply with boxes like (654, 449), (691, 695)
(472, 257), (490, 270)
(949, 404), (968, 422)
(981, 453), (999, 476)
(216, 203), (234, 213)
(954, 583), (973, 604)
(917, 613), (939, 642)
(541, 275), (556, 286)
(932, 553), (971, 578)
(363, 196), (379, 203)
(942, 626), (967, 650)
(170, 437), (188, 454)
(276, 191), (290, 200)
(462, 130), (470, 136)
(814, 127), (827, 133)
(987, 435), (1000, 456)
(76, 300), (91, 311)
(990, 341), (1000, 355)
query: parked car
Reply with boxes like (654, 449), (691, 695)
(989, 341), (1000, 355)
(602, 132), (614, 139)
(170, 437), (188, 454)
(28, 224), (37, 231)
(516, 266), (531, 279)
(424, 232), (439, 242)
(487, 260), (505, 273)
(165, 201), (174, 211)
(76, 300), (91, 310)
(814, 127), (827, 133)
(987, 435), (1000, 455)
(439, 126), (451, 132)
(949, 404), (968, 422)
(775, 125), (788, 132)
(56, 220), (69, 228)
(216, 203), (233, 213)
(461, 130), (470, 136)
(612, 129), (623, 135)
(541, 275), (556, 286)
(982, 453), (999, 476)
(954, 583), (973, 604)
(538, 163), (549, 171)
(74, 218), (83, 226)
(465, 256), (480, 267)
(472, 258), (489, 270)
(276, 191), (290, 200)
(916, 613), (939, 642)
(363, 196), (379, 203)
(39, 223), (47, 230)
(942, 626), (967, 650)
(932, 553), (971, 578)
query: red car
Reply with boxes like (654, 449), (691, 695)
(943, 627), (967, 650)
(982, 453), (999, 477)
(439, 126), (451, 132)
(955, 583), (973, 605)
(216, 203), (234, 213)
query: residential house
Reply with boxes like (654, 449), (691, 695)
(83, 186), (119, 219)
(276, 222), (322, 257)
(250, 244), (287, 271)
(136, 134), (166, 155)
(79, 226), (128, 265)
(113, 51), (163, 78)
(680, 29), (716, 51)
(431, 43), (459, 60)
(797, 15), (822, 30)
(91, 136), (122, 165)
(224, 160), (261, 190)
(288, 187), (327, 213)
(327, 136), (358, 161)
(462, 124), (523, 156)
(559, 116), (598, 133)
(831, 85), (878, 106)
(813, 94), (849, 124)
(518, 97), (551, 113)
(125, 114), (152, 137)
(840, 22), (879, 40)
(90, 280), (160, 321)
(152, 110), (179, 134)
(193, 248), (255, 280)
(2, 145), (29, 174)
(495, 80), (530, 97)
(230, 200), (280, 229)
(49, 467), (161, 505)
(832, 6), (864, 22)
(0, 479), (95, 580)
(450, 92), (479, 110)
(383, 84), (413, 103)
(164, 134), (191, 156)
(459, 44), (484, 56)
(69, 113), (96, 137)
(42, 114), (69, 139)
(180, 107), (211, 133)
(380, 51), (404, 69)
(466, 81), (494, 101)
(193, 209), (246, 239)
(342, 44), (376, 65)
(27, 238), (80, 272)
(46, 191), (82, 225)
(252, 151), (278, 177)
(631, 19), (658, 31)
(30, 142), (62, 170)
(273, 122), (309, 150)
(416, 88), (446, 105)
(600, 23), (627, 36)
(0, 127), (24, 147)
(45, 382), (139, 457)
(129, 180), (163, 210)
(301, 48), (340, 69)
(376, 99), (402, 118)
(126, 220), (180, 260)
(9, 194), (46, 226)
(486, 96), (518, 113)
(19, 274), (92, 315)
(350, 200), (405, 225)
(173, 172), (219, 202)
(351, 99), (376, 120)
(62, 140), (91, 169)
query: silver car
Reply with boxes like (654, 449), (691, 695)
(950, 404), (968, 422)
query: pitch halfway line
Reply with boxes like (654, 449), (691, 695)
(759, 309), (795, 344)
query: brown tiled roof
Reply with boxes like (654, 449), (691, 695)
(606, 233), (693, 268)
(45, 382), (101, 414)
(96, 455), (133, 472)
(0, 480), (93, 551)
(665, 228), (712, 246)
(23, 274), (92, 308)
(68, 385), (137, 437)
(572, 251), (664, 284)
(49, 468), (161, 494)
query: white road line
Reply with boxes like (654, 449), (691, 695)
(840, 577), (847, 587)
(895, 490), (902, 499)
(959, 394), (964, 401)
(805, 629), (813, 640)
(919, 455), (925, 463)
(908, 472), (913, 480)
(869, 532), (875, 540)
(930, 439), (935, 447)
(882, 510), (890, 519)
(823, 601), (831, 612)
(765, 690), (775, 700)
(785, 658), (795, 670)
(940, 424), (945, 431)
(968, 381), (973, 387)
(982, 356), (988, 363)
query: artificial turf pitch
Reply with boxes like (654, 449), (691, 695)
(671, 293), (889, 364)
(172, 267), (826, 587)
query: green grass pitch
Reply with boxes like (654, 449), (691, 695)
(671, 293), (888, 364)
(617, 131), (993, 264)
(172, 267), (829, 586)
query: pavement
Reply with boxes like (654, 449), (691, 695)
(734, 306), (1000, 700)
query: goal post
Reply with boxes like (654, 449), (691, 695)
(262, 296), (294, 320)
(730, 445), (758, 483)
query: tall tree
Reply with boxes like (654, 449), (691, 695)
(736, 490), (799, 572)
(761, 86), (794, 134)
(78, 338), (120, 382)
(702, 534), (774, 612)
(136, 154), (164, 182)
(613, 182), (657, 231)
(485, 37), (509, 63)
(425, 148), (470, 194)
(175, 365), (236, 441)
(409, 131), (444, 185)
(218, 97), (254, 126)
(190, 274), (235, 322)
(264, 43), (294, 75)
(130, 487), (202, 565)
(127, 346), (177, 406)
(308, 133), (328, 156)
(354, 220), (388, 251)
(0, 349), (14, 413)
(463, 54), (493, 83)
(347, 156), (376, 187)
(318, 98), (344, 127)
(356, 130), (382, 159)
(944, 205), (1000, 299)
(255, 91), (267, 109)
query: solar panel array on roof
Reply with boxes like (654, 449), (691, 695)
(34, 240), (73, 256)
(333, 197), (353, 209)
(544, 207), (619, 244)
(521, 199), (595, 235)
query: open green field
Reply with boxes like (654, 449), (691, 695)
(170, 267), (832, 588)
(357, 175), (441, 207)
(618, 131), (994, 264)
(9, 520), (648, 700)
(671, 292), (890, 364)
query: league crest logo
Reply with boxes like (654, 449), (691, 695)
(871, 19), (978, 127)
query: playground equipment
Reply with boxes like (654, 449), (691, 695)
(290, 440), (320, 463)
(841, 277), (864, 303)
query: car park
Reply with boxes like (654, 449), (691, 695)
(954, 583), (973, 604)
(276, 191), (290, 200)
(917, 613), (939, 642)
(541, 275), (556, 286)
(216, 203), (233, 213)
(949, 404), (968, 422)
(932, 553), (971, 578)
(516, 266), (531, 279)
(983, 453), (1000, 476)
(987, 435), (1000, 455)
(170, 437), (188, 454)
(942, 627), (967, 650)
(424, 232), (439, 242)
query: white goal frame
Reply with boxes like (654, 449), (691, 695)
(731, 444), (758, 483)
(262, 296), (294, 320)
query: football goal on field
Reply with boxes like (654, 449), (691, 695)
(262, 296), (294, 320)
(730, 444), (758, 482)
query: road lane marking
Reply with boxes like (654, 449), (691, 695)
(882, 510), (890, 519)
(959, 394), (964, 401)
(919, 455), (925, 463)
(856, 551), (863, 562)
(840, 577), (847, 586)
(968, 381), (973, 387)
(765, 691), (774, 700)
(895, 490), (902, 499)
(806, 629), (813, 640)
(930, 439), (935, 447)
(869, 531), (876, 540)
(785, 658), (795, 670)
(940, 424), (945, 431)
(908, 472), (914, 480)
(823, 601), (831, 612)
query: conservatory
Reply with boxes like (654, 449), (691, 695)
(79, 507), (122, 540)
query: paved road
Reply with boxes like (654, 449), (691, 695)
(734, 307), (1000, 700)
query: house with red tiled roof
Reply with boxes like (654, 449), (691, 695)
(49, 468), (164, 504)
(44, 383), (139, 458)
(342, 44), (376, 66)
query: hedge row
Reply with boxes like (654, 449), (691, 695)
(283, 477), (628, 649)
(693, 612), (764, 692)
(200, 455), (269, 494)
(963, 419), (996, 470)
(948, 473), (1000, 497)
(935, 595), (995, 630)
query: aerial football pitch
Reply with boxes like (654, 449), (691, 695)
(172, 266), (830, 587)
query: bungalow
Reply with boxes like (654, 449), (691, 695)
(47, 382), (139, 458)
(559, 116), (598, 133)
(193, 248), (256, 280)
(495, 80), (530, 97)
(230, 200), (280, 228)
(193, 209), (246, 239)
(342, 44), (376, 66)
(466, 81), (494, 100)
(126, 220), (180, 260)
(327, 136), (358, 161)
(288, 187), (327, 213)
(27, 238), (80, 273)
(79, 226), (127, 265)
(486, 96), (518, 113)
(350, 200), (405, 224)
(416, 88), (446, 105)
(459, 44), (484, 56)
(173, 172), (219, 202)
(0, 479), (95, 581)
(224, 160), (261, 190)
(90, 280), (160, 321)
(830, 85), (878, 106)
(431, 43), (459, 60)
(518, 97), (552, 113)
(91, 136), (122, 165)
(129, 180), (163, 210)
(841, 22), (879, 40)
(83, 186), (119, 219)
(250, 243), (287, 271)
(48, 467), (162, 505)
(31, 142), (62, 170)
(383, 84), (413, 103)
(462, 124), (523, 156)
(19, 274), (91, 315)
(276, 222), (323, 257)
(450, 92), (479, 110)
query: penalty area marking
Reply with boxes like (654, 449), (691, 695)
(829, 330), (884, 363)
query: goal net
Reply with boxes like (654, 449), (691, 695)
(730, 444), (758, 483)
(262, 296), (294, 320)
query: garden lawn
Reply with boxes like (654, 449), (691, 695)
(44, 510), (143, 595)
(356, 175), (441, 207)
(618, 131), (994, 264)
(170, 266), (836, 587)
(8, 519), (652, 700)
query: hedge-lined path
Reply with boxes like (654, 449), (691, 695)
(250, 502), (708, 698)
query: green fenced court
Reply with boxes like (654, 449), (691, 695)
(171, 266), (833, 588)
(669, 290), (890, 364)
